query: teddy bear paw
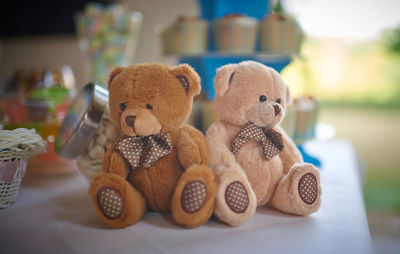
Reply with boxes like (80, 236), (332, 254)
(269, 163), (321, 215)
(171, 164), (216, 229)
(225, 181), (250, 213)
(89, 173), (147, 228)
(298, 173), (319, 205)
(292, 164), (321, 212)
(214, 167), (257, 226)
(181, 180), (208, 213)
(97, 186), (125, 219)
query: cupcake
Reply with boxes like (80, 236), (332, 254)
(292, 96), (319, 144)
(260, 1), (303, 55)
(162, 16), (208, 56)
(213, 14), (258, 54)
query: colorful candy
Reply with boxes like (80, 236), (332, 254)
(75, 3), (142, 87)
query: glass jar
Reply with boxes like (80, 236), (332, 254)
(55, 83), (120, 181)
(75, 3), (142, 88)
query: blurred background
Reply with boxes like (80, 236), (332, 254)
(0, 0), (399, 252)
(282, 1), (400, 253)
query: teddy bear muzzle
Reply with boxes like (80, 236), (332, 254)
(120, 108), (162, 137)
(246, 102), (283, 128)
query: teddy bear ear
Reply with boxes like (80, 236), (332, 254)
(108, 66), (125, 89)
(286, 86), (293, 105)
(170, 64), (201, 97)
(214, 64), (237, 97)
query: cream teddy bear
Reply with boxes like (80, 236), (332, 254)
(206, 61), (321, 226)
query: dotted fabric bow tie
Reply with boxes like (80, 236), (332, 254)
(115, 133), (172, 170)
(232, 123), (284, 161)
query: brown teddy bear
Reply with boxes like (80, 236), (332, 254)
(206, 61), (321, 226)
(89, 63), (216, 229)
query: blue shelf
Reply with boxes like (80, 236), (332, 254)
(177, 0), (288, 100)
(198, 0), (270, 20)
(298, 145), (322, 168)
(179, 54), (291, 100)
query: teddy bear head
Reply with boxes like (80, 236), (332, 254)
(214, 60), (292, 129)
(108, 62), (200, 136)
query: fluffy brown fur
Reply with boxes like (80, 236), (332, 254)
(206, 61), (321, 226)
(89, 63), (216, 229)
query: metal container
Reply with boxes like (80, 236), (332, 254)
(55, 83), (120, 181)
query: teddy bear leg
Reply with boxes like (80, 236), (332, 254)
(89, 172), (147, 229)
(269, 163), (321, 215)
(171, 164), (216, 229)
(213, 165), (257, 226)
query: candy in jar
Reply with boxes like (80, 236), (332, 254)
(55, 83), (120, 181)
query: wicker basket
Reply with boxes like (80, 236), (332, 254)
(0, 128), (46, 208)
(0, 159), (28, 208)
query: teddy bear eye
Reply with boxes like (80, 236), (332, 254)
(259, 95), (267, 102)
(120, 103), (127, 111)
(276, 99), (281, 104)
(146, 104), (153, 110)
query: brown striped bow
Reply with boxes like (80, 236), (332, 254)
(115, 133), (172, 170)
(232, 123), (284, 161)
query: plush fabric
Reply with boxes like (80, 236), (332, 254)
(206, 61), (321, 226)
(89, 63), (216, 229)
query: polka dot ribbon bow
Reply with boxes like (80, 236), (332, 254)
(232, 123), (284, 161)
(115, 133), (172, 169)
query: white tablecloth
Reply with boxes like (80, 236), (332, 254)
(0, 139), (374, 254)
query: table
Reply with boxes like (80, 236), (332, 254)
(0, 139), (374, 254)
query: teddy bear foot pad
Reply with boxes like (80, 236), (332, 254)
(298, 173), (318, 205)
(97, 186), (125, 219)
(225, 181), (249, 213)
(181, 180), (207, 213)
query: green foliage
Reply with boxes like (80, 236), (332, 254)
(320, 106), (400, 212)
(364, 167), (400, 212)
(273, 0), (283, 14)
(383, 26), (400, 54)
(282, 36), (400, 107)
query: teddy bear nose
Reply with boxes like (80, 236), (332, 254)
(125, 115), (136, 127)
(273, 105), (281, 116)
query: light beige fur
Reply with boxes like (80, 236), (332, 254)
(206, 61), (321, 226)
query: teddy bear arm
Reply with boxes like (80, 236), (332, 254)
(103, 147), (130, 178)
(276, 127), (303, 174)
(206, 122), (241, 173)
(176, 125), (210, 169)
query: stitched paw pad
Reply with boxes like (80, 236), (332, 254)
(225, 181), (249, 213)
(298, 173), (318, 205)
(97, 186), (125, 219)
(181, 180), (207, 213)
